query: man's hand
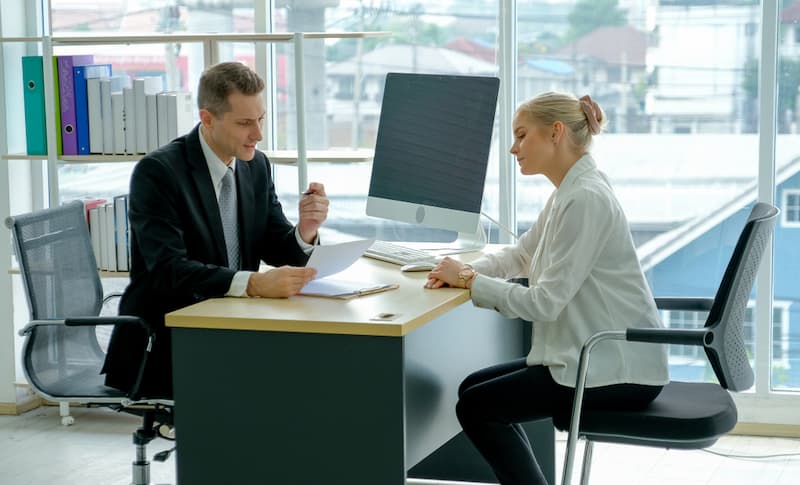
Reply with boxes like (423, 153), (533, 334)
(298, 182), (329, 244)
(246, 266), (317, 298)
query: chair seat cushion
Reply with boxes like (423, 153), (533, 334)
(554, 381), (737, 449)
(31, 368), (127, 400)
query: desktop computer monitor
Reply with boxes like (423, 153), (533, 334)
(366, 72), (500, 246)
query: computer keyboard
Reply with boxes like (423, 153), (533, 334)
(363, 240), (439, 266)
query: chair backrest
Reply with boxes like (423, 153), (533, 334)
(5, 201), (112, 399)
(6, 200), (103, 320)
(703, 202), (779, 392)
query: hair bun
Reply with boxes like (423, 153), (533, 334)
(579, 95), (602, 135)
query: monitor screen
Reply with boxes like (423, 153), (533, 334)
(366, 72), (500, 236)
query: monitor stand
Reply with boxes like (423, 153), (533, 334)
(420, 223), (488, 255)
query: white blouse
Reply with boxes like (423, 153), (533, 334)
(470, 154), (669, 388)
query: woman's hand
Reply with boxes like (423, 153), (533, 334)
(425, 257), (470, 289)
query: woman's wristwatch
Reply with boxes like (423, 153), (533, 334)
(457, 264), (477, 289)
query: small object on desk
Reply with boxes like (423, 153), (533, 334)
(400, 261), (437, 272)
(299, 278), (399, 299)
(370, 312), (400, 321)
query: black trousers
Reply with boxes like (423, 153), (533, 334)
(456, 358), (663, 485)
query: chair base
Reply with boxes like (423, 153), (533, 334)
(131, 409), (174, 485)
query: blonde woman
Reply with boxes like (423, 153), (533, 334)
(425, 92), (668, 485)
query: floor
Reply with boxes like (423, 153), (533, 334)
(1, 406), (799, 485)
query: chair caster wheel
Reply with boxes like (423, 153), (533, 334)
(61, 416), (75, 426)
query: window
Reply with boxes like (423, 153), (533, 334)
(664, 310), (707, 360)
(744, 305), (789, 364)
(662, 302), (791, 385)
(781, 189), (800, 226)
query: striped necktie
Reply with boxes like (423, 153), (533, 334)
(219, 167), (240, 269)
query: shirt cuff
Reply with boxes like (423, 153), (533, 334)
(295, 227), (318, 254)
(226, 271), (254, 297)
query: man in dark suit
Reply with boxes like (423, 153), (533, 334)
(102, 61), (328, 398)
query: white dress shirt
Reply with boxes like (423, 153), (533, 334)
(469, 154), (669, 388)
(198, 128), (314, 297)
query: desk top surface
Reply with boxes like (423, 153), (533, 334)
(165, 250), (487, 337)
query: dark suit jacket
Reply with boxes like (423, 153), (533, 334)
(102, 125), (310, 398)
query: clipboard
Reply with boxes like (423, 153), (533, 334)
(299, 278), (399, 300)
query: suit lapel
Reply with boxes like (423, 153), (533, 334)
(186, 126), (228, 264)
(235, 158), (255, 269)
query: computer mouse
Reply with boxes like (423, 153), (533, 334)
(400, 261), (437, 272)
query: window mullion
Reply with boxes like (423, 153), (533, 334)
(755, 0), (779, 398)
(498, 0), (516, 242)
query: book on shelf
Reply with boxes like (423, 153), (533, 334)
(165, 91), (195, 141)
(57, 55), (94, 155)
(73, 63), (112, 155)
(134, 77), (163, 154)
(156, 91), (194, 147)
(156, 92), (169, 147)
(88, 206), (103, 270)
(21, 56), (47, 155)
(111, 92), (125, 154)
(113, 194), (129, 271)
(81, 198), (107, 224)
(86, 77), (106, 154)
(51, 57), (63, 156)
(99, 75), (131, 154)
(146, 93), (159, 153)
(99, 78), (113, 154)
(101, 203), (117, 271)
(123, 87), (136, 155)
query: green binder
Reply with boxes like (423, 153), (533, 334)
(22, 55), (47, 156)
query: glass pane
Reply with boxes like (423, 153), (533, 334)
(272, 1), (500, 244)
(775, 1), (800, 392)
(516, 1), (761, 383)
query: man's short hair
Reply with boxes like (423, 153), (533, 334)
(197, 61), (265, 116)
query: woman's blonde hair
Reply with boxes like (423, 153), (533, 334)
(517, 92), (606, 152)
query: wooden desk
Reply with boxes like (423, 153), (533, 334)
(166, 255), (554, 485)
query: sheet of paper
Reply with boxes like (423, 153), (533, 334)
(305, 239), (375, 279)
(300, 278), (398, 299)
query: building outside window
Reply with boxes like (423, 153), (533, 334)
(781, 189), (800, 226)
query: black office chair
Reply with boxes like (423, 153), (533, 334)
(558, 201), (779, 485)
(6, 200), (174, 485)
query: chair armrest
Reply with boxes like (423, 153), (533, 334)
(19, 316), (150, 336)
(627, 327), (708, 346)
(65, 315), (147, 329)
(18, 319), (66, 337)
(654, 297), (714, 311)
